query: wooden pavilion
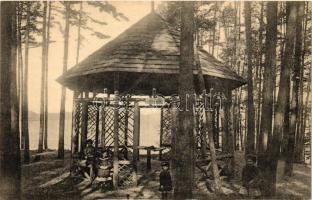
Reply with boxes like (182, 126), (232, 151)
(57, 12), (246, 189)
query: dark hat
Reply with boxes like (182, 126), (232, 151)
(161, 161), (169, 167)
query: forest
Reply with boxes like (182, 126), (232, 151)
(0, 1), (311, 200)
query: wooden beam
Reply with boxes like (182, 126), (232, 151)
(113, 91), (119, 189)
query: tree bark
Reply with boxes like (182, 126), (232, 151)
(38, 2), (47, 153)
(76, 1), (83, 65)
(173, 2), (195, 198)
(22, 2), (31, 163)
(17, 3), (24, 150)
(285, 2), (304, 176)
(0, 2), (21, 199)
(265, 2), (297, 196)
(244, 1), (255, 154)
(256, 2), (264, 153)
(295, 2), (308, 163)
(44, 2), (51, 150)
(58, 2), (70, 159)
(258, 2), (278, 193)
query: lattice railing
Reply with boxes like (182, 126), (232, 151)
(118, 161), (135, 188)
(161, 107), (172, 146)
(73, 101), (83, 152)
(103, 106), (115, 147)
(87, 103), (100, 145)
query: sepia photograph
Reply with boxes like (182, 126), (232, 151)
(0, 1), (311, 199)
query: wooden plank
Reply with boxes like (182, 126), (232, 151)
(113, 91), (119, 189)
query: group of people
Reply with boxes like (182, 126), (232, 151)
(73, 139), (114, 190)
(73, 140), (262, 198)
(157, 154), (263, 199)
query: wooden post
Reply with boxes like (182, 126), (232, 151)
(132, 101), (140, 185)
(147, 148), (151, 172)
(113, 91), (119, 189)
(80, 100), (88, 150)
(220, 106), (226, 152)
(159, 107), (164, 160)
(101, 102), (106, 149)
(72, 91), (79, 153)
(95, 104), (100, 153)
(101, 91), (109, 148)
(124, 99), (129, 159)
(216, 106), (220, 149)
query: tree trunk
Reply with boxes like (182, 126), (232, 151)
(44, 2), (51, 150)
(284, 2), (304, 176)
(295, 2), (308, 163)
(256, 2), (264, 153)
(17, 3), (24, 150)
(258, 2), (278, 193)
(58, 2), (70, 159)
(265, 2), (297, 196)
(38, 2), (47, 153)
(244, 1), (255, 154)
(0, 2), (21, 199)
(173, 2), (195, 198)
(76, 1), (83, 65)
(22, 2), (31, 163)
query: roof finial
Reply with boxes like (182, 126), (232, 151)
(151, 1), (155, 13)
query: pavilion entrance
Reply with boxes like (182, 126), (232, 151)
(70, 89), (232, 189)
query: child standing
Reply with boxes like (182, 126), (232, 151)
(240, 154), (261, 198)
(159, 162), (172, 200)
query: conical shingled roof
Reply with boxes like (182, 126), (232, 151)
(58, 12), (245, 94)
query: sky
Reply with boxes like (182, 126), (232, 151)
(28, 1), (161, 113)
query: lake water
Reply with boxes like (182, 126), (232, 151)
(28, 109), (161, 150)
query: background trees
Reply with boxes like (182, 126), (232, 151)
(161, 1), (311, 196)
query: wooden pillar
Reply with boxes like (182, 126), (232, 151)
(220, 105), (226, 152)
(124, 99), (129, 159)
(200, 92), (208, 158)
(132, 101), (140, 185)
(216, 106), (220, 149)
(146, 148), (151, 172)
(95, 104), (100, 153)
(72, 91), (79, 153)
(113, 91), (119, 189)
(101, 92), (109, 149)
(159, 107), (164, 160)
(101, 103), (106, 149)
(81, 100), (88, 150)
